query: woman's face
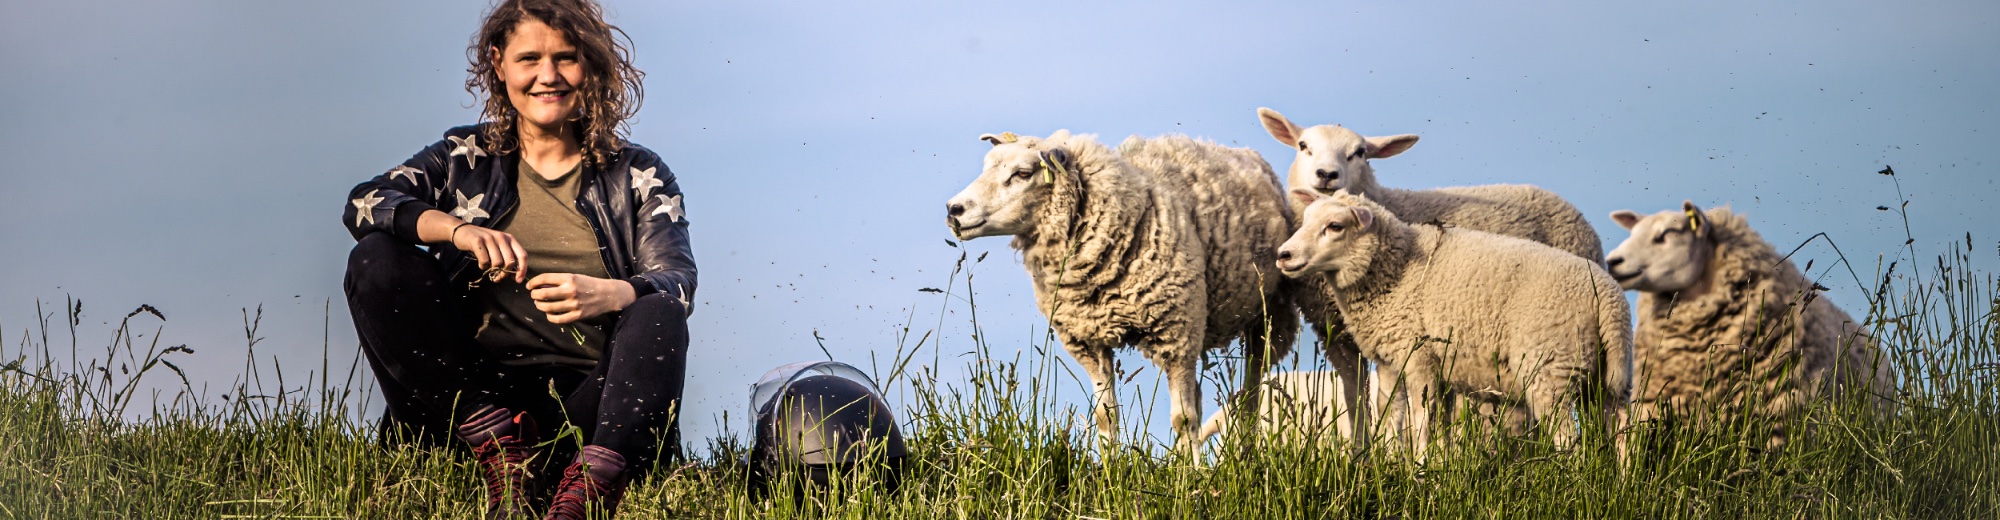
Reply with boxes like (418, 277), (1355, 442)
(494, 18), (584, 137)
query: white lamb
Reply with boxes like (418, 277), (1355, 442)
(945, 131), (1299, 455)
(1257, 107), (1608, 442)
(1277, 190), (1633, 462)
(1257, 107), (1603, 262)
(1196, 370), (1378, 450)
(1607, 202), (1897, 449)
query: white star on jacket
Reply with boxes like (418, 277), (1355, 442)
(387, 165), (424, 187)
(630, 166), (663, 197)
(351, 189), (385, 226)
(451, 190), (489, 222)
(652, 193), (684, 223)
(448, 135), (486, 170)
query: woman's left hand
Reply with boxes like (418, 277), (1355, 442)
(527, 273), (636, 324)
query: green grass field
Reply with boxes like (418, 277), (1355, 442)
(2, 237), (1995, 519)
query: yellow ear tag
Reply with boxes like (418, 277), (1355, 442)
(998, 132), (1018, 143)
(1685, 208), (1701, 233)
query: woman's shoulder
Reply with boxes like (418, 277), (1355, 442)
(611, 140), (669, 172)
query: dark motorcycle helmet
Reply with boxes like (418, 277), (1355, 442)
(745, 361), (906, 497)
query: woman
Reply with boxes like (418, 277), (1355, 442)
(340, 1), (692, 518)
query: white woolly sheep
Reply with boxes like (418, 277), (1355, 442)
(1256, 107), (1603, 262)
(1607, 202), (1897, 449)
(1196, 370), (1378, 450)
(945, 131), (1299, 455)
(1277, 190), (1633, 462)
(1257, 108), (1606, 445)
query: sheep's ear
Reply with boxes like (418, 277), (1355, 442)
(1350, 206), (1375, 231)
(1258, 108), (1302, 148)
(1288, 187), (1323, 207)
(1610, 210), (1641, 230)
(1365, 134), (1420, 159)
(979, 132), (1018, 146)
(1038, 148), (1073, 176)
(1681, 200), (1708, 237)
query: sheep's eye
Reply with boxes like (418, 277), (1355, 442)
(1350, 148), (1366, 160)
(1011, 168), (1033, 180)
(1652, 232), (1667, 244)
(1326, 222), (1345, 233)
(1298, 141), (1309, 152)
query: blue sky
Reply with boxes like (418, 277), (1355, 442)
(2, 0), (1995, 446)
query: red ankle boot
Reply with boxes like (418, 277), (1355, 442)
(545, 445), (628, 520)
(456, 407), (542, 520)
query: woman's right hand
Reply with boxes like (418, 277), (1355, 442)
(452, 224), (528, 284)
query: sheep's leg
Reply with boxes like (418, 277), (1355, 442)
(1525, 376), (1581, 450)
(1234, 335), (1270, 455)
(1326, 338), (1371, 458)
(1374, 362), (1409, 458)
(1403, 373), (1439, 464)
(1065, 342), (1120, 447)
(1161, 348), (1204, 460)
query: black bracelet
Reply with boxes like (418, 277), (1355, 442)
(449, 222), (473, 243)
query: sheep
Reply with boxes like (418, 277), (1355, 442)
(944, 130), (1299, 456)
(1259, 108), (1609, 450)
(1606, 201), (1897, 449)
(1196, 370), (1379, 450)
(1276, 189), (1633, 462)
(1256, 107), (1603, 263)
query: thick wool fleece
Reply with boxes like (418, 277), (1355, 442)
(1314, 193), (1631, 458)
(1629, 208), (1897, 448)
(1286, 167), (1604, 444)
(1012, 133), (1297, 451)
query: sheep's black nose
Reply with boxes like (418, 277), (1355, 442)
(1316, 169), (1339, 181)
(948, 203), (965, 217)
(1606, 256), (1624, 269)
(1277, 250), (1294, 262)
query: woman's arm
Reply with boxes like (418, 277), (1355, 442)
(627, 157), (699, 314)
(343, 141), (452, 243)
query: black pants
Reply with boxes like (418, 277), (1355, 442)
(343, 232), (689, 469)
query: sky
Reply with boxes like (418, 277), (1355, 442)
(2, 0), (1996, 448)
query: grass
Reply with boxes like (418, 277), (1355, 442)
(1, 238), (1996, 518)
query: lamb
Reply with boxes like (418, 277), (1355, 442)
(1276, 190), (1633, 462)
(1256, 107), (1603, 262)
(1196, 370), (1376, 450)
(1606, 202), (1897, 449)
(944, 131), (1299, 455)
(1256, 107), (1606, 443)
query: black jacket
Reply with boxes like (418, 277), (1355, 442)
(342, 124), (696, 310)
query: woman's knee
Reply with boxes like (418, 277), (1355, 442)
(624, 291), (689, 323)
(345, 232), (441, 297)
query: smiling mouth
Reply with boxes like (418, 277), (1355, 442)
(528, 90), (570, 101)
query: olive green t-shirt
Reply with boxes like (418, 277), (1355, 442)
(466, 158), (613, 371)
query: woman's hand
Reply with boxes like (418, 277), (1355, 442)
(527, 273), (636, 324)
(452, 225), (529, 284)
(416, 209), (527, 283)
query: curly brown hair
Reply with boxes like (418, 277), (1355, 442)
(466, 0), (644, 166)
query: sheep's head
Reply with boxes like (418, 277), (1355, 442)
(1605, 201), (1715, 293)
(1277, 188), (1380, 288)
(945, 130), (1076, 240)
(1257, 107), (1417, 195)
